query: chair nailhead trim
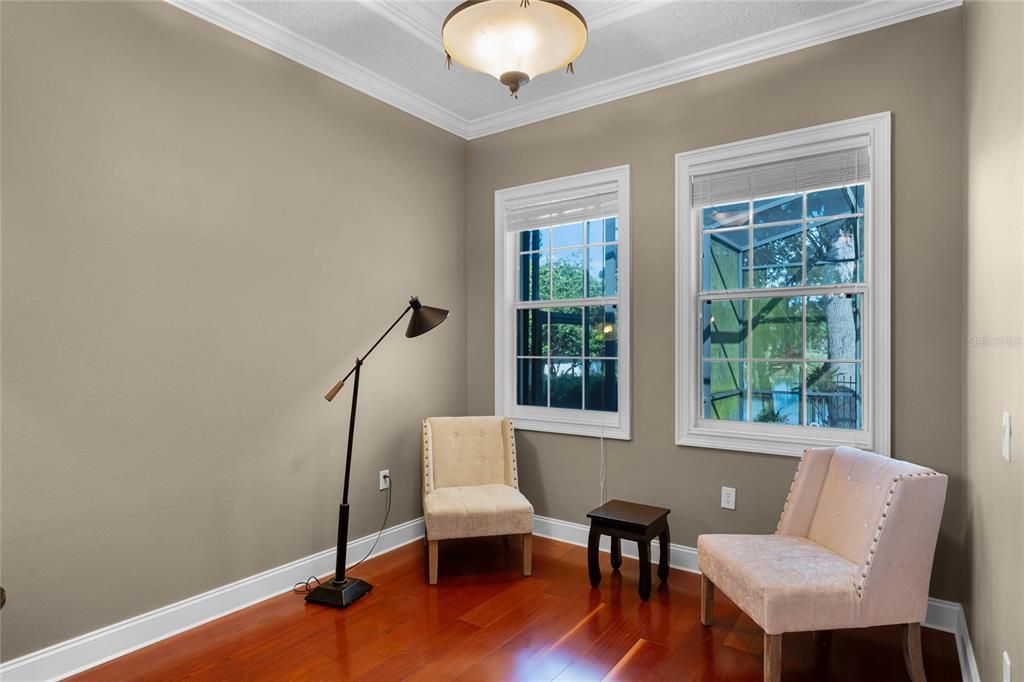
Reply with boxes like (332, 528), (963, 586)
(776, 455), (804, 533)
(856, 467), (940, 596)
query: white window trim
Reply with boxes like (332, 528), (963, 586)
(675, 113), (891, 457)
(495, 165), (631, 440)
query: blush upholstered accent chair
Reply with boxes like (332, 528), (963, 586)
(421, 416), (534, 585)
(698, 446), (947, 682)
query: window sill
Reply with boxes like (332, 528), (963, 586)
(676, 422), (878, 457)
(510, 413), (631, 440)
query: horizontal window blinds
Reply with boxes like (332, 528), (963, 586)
(691, 144), (870, 208)
(505, 182), (617, 232)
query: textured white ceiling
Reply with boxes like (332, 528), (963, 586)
(175, 0), (957, 136)
(237, 0), (863, 121)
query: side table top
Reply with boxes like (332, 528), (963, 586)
(587, 499), (670, 528)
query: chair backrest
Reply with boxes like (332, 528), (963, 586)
(777, 446), (947, 620)
(422, 416), (518, 493)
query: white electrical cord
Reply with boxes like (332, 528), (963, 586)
(599, 424), (608, 504)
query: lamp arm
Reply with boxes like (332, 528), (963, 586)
(323, 302), (411, 587)
(324, 304), (412, 401)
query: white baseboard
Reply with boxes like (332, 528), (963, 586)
(2, 513), (978, 682)
(533, 515), (979, 682)
(0, 517), (425, 682)
(950, 600), (981, 682)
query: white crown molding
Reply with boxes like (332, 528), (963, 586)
(465, 0), (962, 138)
(165, 0), (471, 138)
(166, 0), (960, 141)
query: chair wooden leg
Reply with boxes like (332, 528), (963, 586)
(700, 574), (714, 626)
(902, 622), (927, 682)
(522, 533), (533, 576)
(764, 633), (782, 682)
(428, 540), (438, 585)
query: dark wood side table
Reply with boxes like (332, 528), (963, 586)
(586, 499), (671, 601)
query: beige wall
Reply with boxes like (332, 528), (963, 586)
(466, 9), (966, 602)
(963, 0), (1024, 678)
(0, 1), (466, 660)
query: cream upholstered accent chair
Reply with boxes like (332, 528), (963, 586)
(421, 416), (534, 585)
(698, 446), (947, 682)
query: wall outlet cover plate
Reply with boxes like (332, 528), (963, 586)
(721, 486), (736, 510)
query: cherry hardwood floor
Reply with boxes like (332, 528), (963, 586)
(72, 535), (961, 681)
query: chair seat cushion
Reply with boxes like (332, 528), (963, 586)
(698, 534), (860, 634)
(424, 484), (534, 541)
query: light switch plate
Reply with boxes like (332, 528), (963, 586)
(721, 486), (736, 510)
(1004, 650), (1012, 682)
(1003, 412), (1013, 463)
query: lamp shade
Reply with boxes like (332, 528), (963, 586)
(443, 0), (587, 96)
(406, 297), (450, 338)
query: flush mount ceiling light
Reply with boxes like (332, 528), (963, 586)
(443, 0), (588, 98)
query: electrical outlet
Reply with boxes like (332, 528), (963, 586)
(721, 486), (736, 510)
(1002, 412), (1013, 463)
(379, 469), (390, 491)
(1004, 650), (1012, 682)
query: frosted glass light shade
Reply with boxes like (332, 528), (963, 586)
(443, 0), (587, 96)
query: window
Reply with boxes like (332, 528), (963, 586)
(676, 114), (890, 457)
(495, 166), (630, 439)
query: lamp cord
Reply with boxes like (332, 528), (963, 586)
(293, 473), (392, 594)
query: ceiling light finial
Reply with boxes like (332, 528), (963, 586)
(443, 0), (587, 98)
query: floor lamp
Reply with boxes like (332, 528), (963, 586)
(306, 296), (449, 608)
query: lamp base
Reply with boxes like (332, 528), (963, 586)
(305, 578), (373, 608)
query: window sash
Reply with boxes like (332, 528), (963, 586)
(699, 289), (866, 430)
(699, 186), (865, 294)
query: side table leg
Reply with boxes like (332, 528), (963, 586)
(658, 527), (670, 582)
(587, 526), (602, 588)
(610, 537), (622, 570)
(638, 541), (652, 600)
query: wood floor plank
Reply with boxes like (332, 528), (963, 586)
(405, 590), (562, 681)
(602, 638), (674, 681)
(458, 576), (553, 628)
(453, 595), (602, 682)
(70, 535), (962, 682)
